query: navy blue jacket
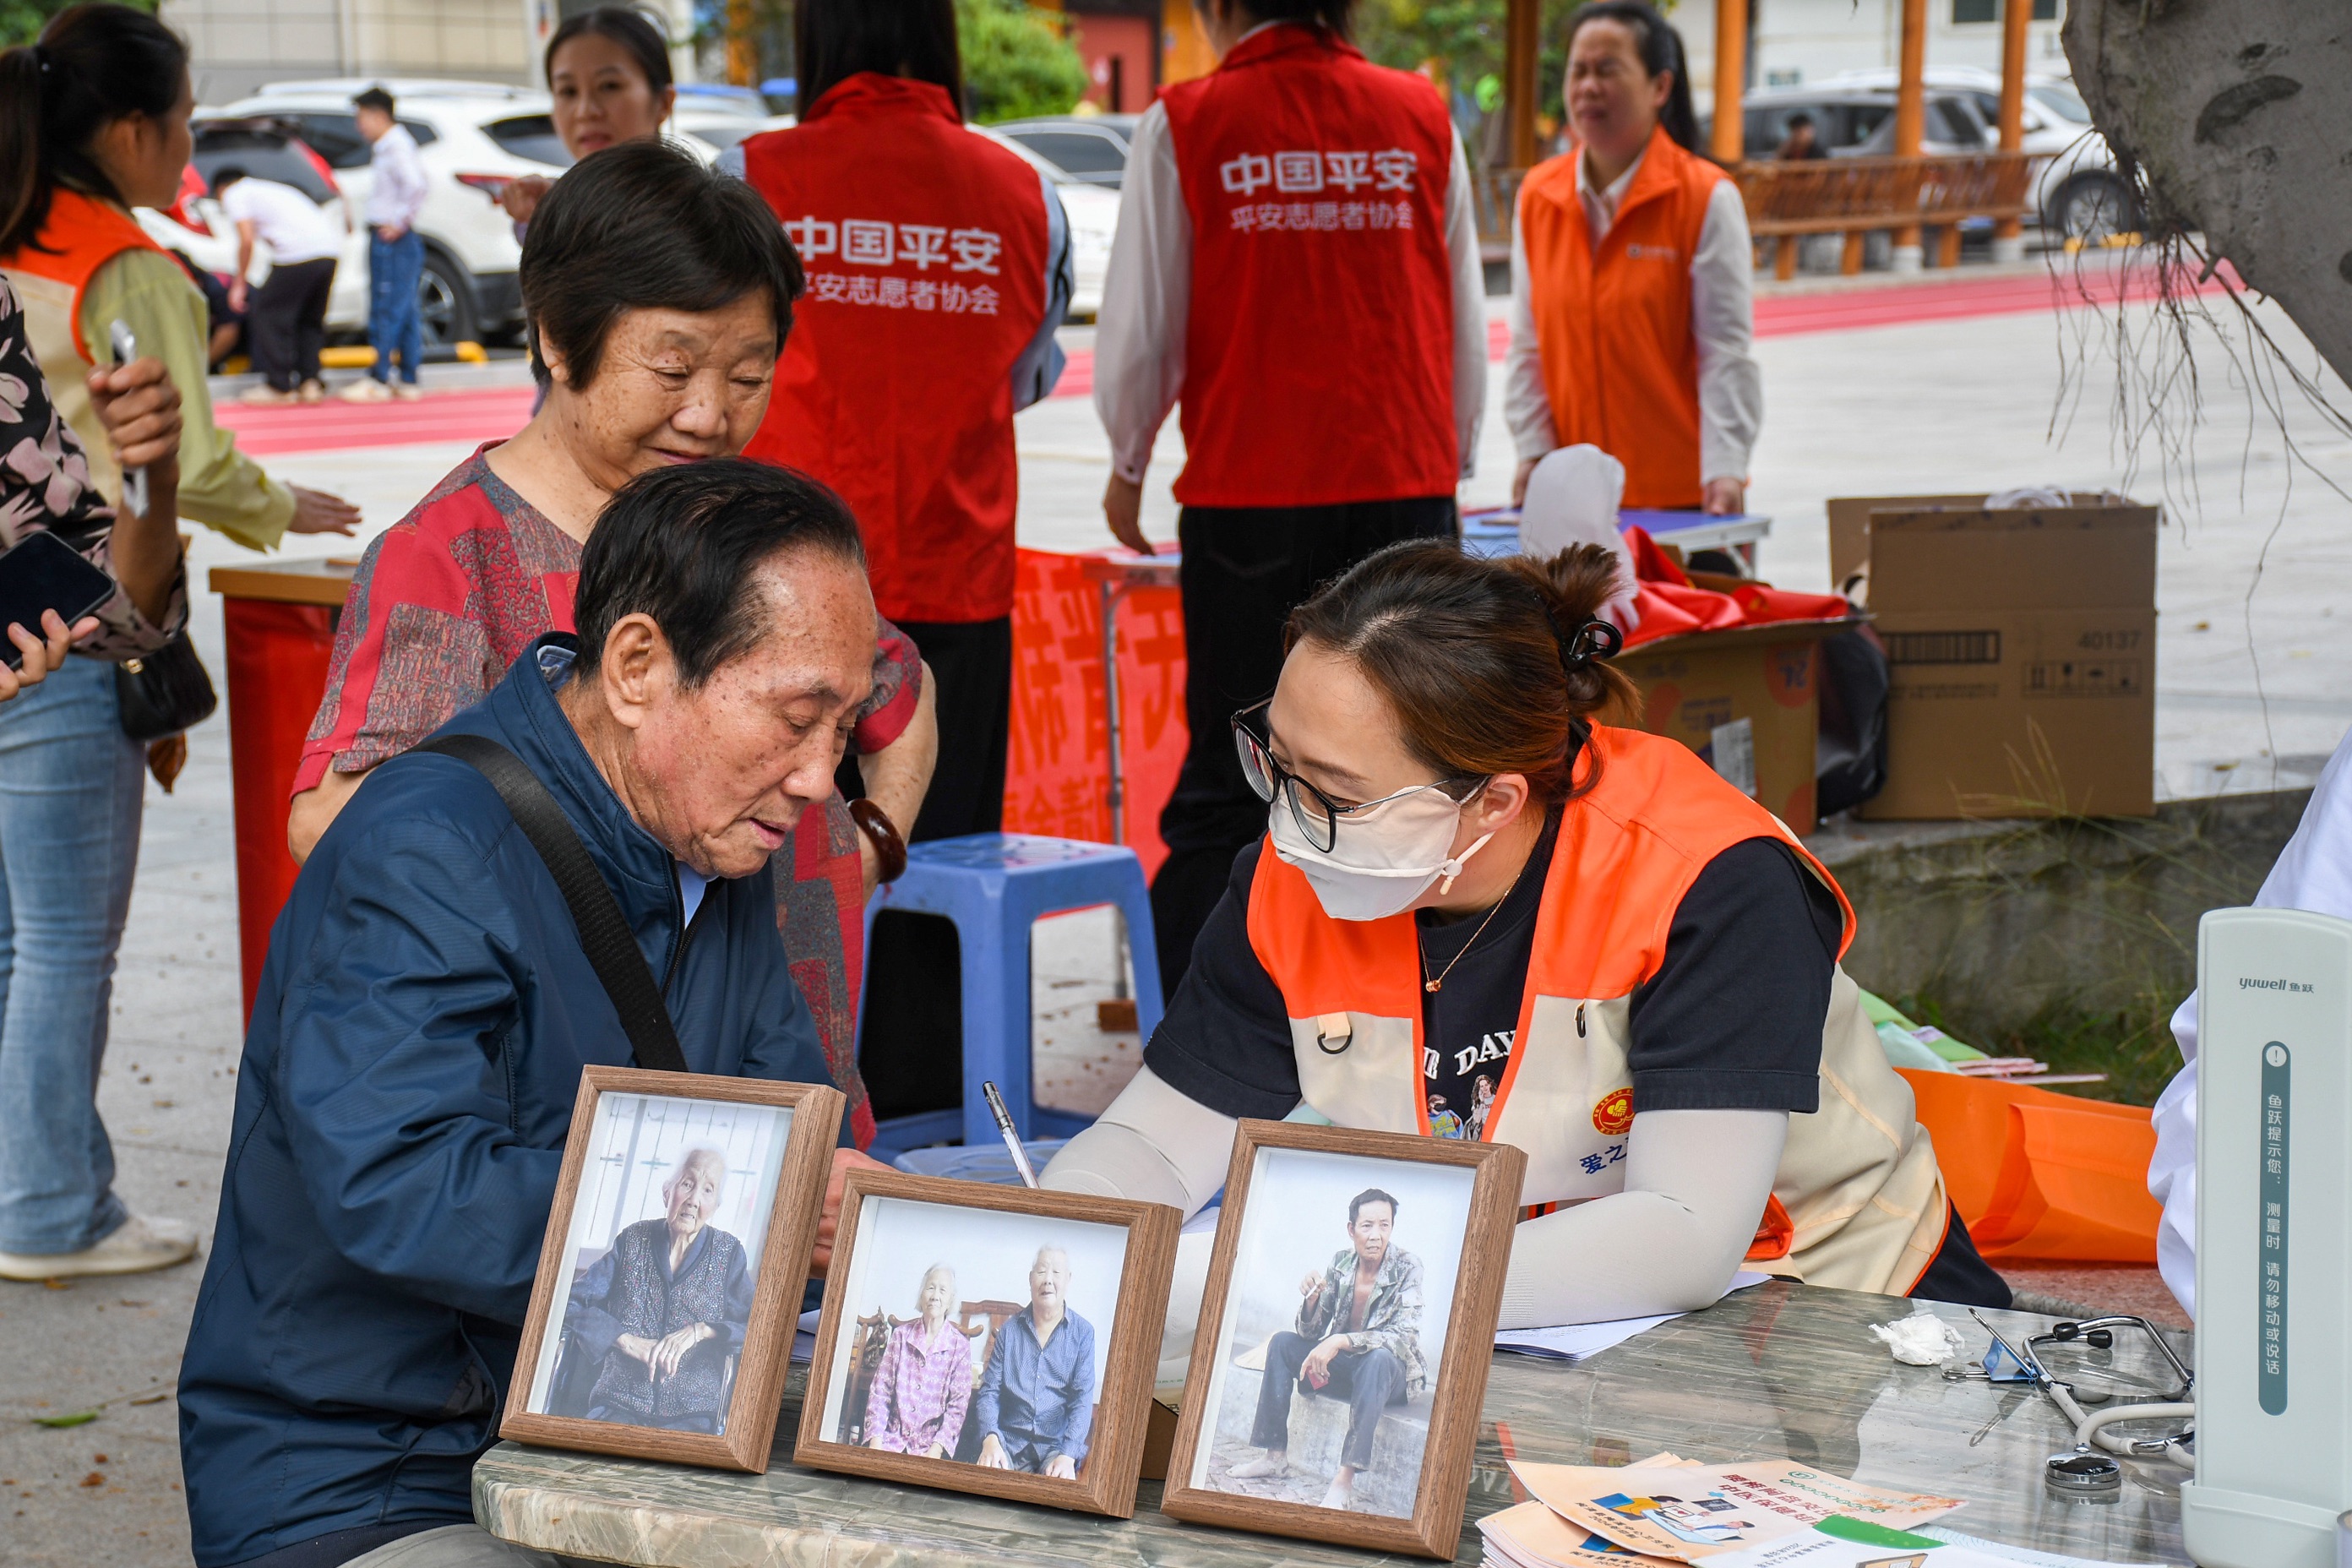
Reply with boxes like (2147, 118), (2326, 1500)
(179, 636), (838, 1566)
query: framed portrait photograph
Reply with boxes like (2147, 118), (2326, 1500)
(1161, 1120), (1526, 1558)
(795, 1168), (1180, 1517)
(503, 1066), (844, 1472)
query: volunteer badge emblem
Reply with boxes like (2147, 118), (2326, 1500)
(1591, 1087), (1634, 1136)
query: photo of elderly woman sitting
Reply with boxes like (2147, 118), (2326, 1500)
(551, 1146), (755, 1434)
(863, 1264), (975, 1457)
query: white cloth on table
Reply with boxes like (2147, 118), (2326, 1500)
(1515, 444), (1639, 629)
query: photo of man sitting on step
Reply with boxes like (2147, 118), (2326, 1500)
(1228, 1187), (1430, 1515)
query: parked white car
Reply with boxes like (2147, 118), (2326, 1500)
(1819, 68), (2136, 241)
(215, 79), (583, 345)
(973, 127), (1118, 319)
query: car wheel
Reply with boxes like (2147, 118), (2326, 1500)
(417, 249), (477, 348)
(2051, 172), (2140, 244)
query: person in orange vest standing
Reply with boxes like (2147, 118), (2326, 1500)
(1094, 0), (1487, 999)
(730, 0), (1072, 1124)
(1504, 0), (1760, 515)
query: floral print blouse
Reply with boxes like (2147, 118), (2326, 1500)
(0, 275), (186, 658)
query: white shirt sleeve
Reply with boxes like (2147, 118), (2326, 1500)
(1092, 101), (1190, 487)
(1503, 210), (1558, 465)
(1443, 124), (1486, 479)
(1693, 179), (1761, 485)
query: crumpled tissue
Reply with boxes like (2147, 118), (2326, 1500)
(1871, 1312), (1967, 1366)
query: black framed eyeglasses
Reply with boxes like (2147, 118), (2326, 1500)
(1230, 700), (1484, 854)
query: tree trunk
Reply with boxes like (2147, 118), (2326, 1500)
(2064, 0), (2352, 384)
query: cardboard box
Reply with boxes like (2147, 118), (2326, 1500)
(1618, 618), (1858, 830)
(1830, 493), (2159, 820)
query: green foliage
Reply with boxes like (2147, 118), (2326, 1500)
(957, 0), (1087, 123)
(1899, 992), (2184, 1108)
(1356, 0), (1680, 131)
(1, 0), (151, 48)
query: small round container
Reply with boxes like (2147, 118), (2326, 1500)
(2045, 1450), (2122, 1501)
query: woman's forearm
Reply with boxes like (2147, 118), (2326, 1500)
(1497, 1108), (1788, 1328)
(108, 459), (182, 626)
(859, 665), (937, 836)
(1038, 1064), (1235, 1215)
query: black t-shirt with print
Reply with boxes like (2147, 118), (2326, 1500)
(1145, 818), (1846, 1134)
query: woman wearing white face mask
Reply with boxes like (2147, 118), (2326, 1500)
(1042, 540), (2004, 1352)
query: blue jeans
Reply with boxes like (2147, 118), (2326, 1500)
(0, 656), (144, 1253)
(368, 229), (426, 384)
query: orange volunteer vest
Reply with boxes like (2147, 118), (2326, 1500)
(741, 74), (1050, 624)
(1517, 125), (1723, 510)
(1158, 24), (1457, 508)
(2, 188), (169, 507)
(1245, 726), (1951, 1296)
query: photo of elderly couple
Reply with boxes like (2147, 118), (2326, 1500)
(521, 1092), (793, 1438)
(1187, 1148), (1476, 1520)
(816, 1196), (1131, 1480)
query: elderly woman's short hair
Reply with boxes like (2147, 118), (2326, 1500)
(665, 1146), (727, 1190)
(520, 139), (804, 390)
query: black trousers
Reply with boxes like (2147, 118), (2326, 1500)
(1152, 496), (1458, 996)
(1252, 1333), (1405, 1472)
(1908, 1202), (2013, 1308)
(247, 256), (335, 390)
(844, 616), (1014, 1123)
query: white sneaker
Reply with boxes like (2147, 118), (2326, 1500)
(337, 378), (393, 403)
(1226, 1452), (1290, 1480)
(0, 1214), (199, 1281)
(391, 381), (422, 401)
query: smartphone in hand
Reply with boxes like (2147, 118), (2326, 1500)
(0, 532), (114, 671)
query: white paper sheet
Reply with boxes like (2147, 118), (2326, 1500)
(1493, 1272), (1772, 1361)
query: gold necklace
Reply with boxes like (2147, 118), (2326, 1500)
(1418, 851), (1535, 994)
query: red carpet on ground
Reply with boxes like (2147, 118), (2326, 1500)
(216, 260), (2230, 458)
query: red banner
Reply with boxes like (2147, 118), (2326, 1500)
(1004, 548), (1189, 877)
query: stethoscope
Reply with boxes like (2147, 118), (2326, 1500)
(1953, 1311), (2196, 1494)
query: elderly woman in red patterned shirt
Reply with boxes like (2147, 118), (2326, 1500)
(286, 142), (937, 1146)
(863, 1263), (973, 1456)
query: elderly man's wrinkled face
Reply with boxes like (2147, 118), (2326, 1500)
(664, 1153), (726, 1239)
(546, 297), (778, 498)
(1348, 1200), (1395, 1266)
(622, 548), (876, 879)
(1029, 1247), (1070, 1314)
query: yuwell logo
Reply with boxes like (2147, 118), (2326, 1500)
(2241, 976), (2317, 994)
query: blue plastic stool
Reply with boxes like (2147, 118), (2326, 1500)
(860, 834), (1163, 1159)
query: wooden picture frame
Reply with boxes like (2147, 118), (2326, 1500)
(502, 1066), (843, 1472)
(1160, 1119), (1526, 1558)
(794, 1168), (1180, 1518)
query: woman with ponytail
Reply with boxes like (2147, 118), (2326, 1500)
(0, 3), (358, 546)
(1504, 0), (1762, 514)
(1042, 538), (2004, 1369)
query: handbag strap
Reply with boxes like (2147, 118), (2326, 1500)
(417, 732), (691, 1075)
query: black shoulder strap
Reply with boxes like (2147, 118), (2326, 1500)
(418, 732), (691, 1075)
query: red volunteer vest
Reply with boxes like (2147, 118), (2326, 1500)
(1159, 24), (1457, 508)
(1518, 126), (1723, 509)
(2, 188), (166, 363)
(741, 74), (1049, 624)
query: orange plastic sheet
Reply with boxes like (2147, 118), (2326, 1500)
(1002, 547), (1188, 878)
(1898, 1070), (2162, 1265)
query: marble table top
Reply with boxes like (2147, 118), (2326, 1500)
(475, 1281), (2191, 1566)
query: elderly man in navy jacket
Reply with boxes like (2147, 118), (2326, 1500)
(179, 460), (890, 1568)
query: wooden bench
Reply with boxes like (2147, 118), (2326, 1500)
(1730, 150), (2041, 277)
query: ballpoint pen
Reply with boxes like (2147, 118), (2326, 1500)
(981, 1080), (1040, 1189)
